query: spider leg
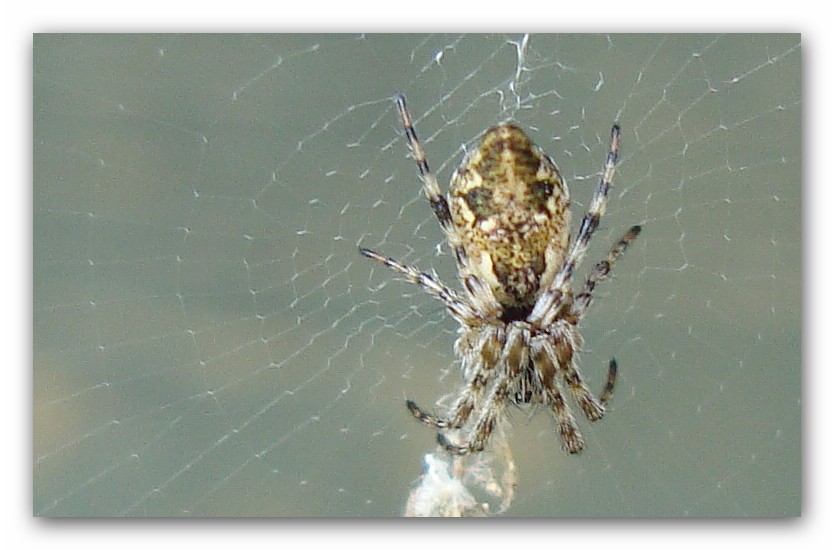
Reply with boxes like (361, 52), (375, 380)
(394, 94), (468, 270)
(570, 225), (641, 320)
(539, 349), (617, 452)
(599, 358), (618, 406)
(406, 391), (476, 430)
(530, 125), (621, 327)
(531, 346), (585, 453)
(394, 94), (503, 321)
(405, 364), (485, 429)
(407, 329), (503, 429)
(549, 388), (584, 453)
(359, 247), (482, 327)
(543, 337), (607, 422)
(405, 399), (452, 428)
(438, 329), (527, 455)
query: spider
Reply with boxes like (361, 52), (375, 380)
(360, 93), (640, 455)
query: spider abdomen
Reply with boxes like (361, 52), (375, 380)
(449, 123), (571, 316)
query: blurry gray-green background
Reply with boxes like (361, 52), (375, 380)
(34, 34), (800, 517)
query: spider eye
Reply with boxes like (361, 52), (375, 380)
(463, 187), (495, 219)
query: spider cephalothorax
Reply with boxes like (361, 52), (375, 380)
(361, 93), (640, 455)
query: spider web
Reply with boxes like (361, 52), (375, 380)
(33, 33), (800, 517)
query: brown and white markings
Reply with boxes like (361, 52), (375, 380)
(360, 93), (641, 455)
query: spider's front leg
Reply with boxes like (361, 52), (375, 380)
(405, 399), (457, 428)
(436, 329), (527, 456)
(406, 329), (502, 430)
(435, 384), (504, 456)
